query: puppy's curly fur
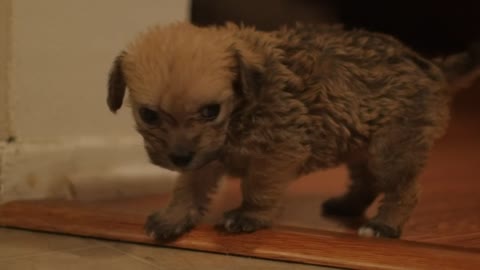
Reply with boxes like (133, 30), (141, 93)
(107, 22), (479, 241)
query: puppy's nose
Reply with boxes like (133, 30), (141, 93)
(169, 152), (195, 167)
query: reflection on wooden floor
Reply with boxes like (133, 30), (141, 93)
(1, 85), (479, 269)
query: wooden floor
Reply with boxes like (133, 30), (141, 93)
(1, 87), (479, 269)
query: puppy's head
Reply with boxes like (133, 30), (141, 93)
(107, 22), (264, 171)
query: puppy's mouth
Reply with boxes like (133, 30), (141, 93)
(176, 149), (221, 172)
(146, 149), (221, 172)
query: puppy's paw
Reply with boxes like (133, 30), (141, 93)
(145, 210), (197, 242)
(219, 209), (271, 233)
(322, 197), (365, 217)
(358, 221), (401, 238)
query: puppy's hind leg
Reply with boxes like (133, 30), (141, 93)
(145, 162), (224, 242)
(322, 160), (379, 217)
(358, 126), (429, 238)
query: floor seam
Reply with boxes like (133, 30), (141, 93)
(98, 241), (165, 270)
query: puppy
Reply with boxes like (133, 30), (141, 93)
(107, 22), (479, 240)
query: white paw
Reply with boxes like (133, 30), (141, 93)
(358, 226), (381, 237)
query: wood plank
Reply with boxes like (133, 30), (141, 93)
(1, 198), (479, 270)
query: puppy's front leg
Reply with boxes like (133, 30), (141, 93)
(146, 162), (224, 241)
(220, 160), (297, 233)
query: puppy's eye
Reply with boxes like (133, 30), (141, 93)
(200, 104), (220, 121)
(138, 107), (159, 124)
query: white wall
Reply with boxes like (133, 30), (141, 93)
(11, 0), (189, 140)
(0, 0), (186, 202)
(0, 0), (12, 141)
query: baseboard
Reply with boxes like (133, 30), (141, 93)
(0, 137), (178, 203)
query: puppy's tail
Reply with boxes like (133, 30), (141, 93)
(432, 41), (480, 93)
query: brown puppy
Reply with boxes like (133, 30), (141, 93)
(107, 22), (479, 240)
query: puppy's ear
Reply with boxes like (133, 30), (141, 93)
(107, 52), (127, 113)
(231, 46), (265, 98)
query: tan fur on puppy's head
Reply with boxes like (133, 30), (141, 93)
(107, 22), (249, 171)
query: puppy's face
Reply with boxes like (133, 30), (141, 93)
(131, 90), (235, 171)
(107, 23), (259, 171)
